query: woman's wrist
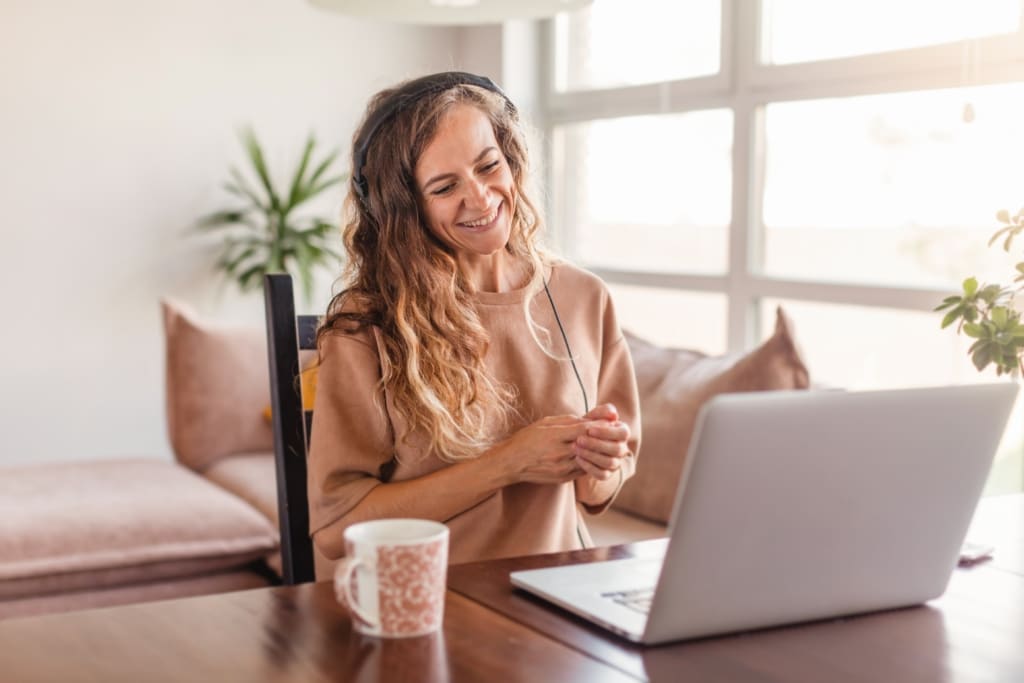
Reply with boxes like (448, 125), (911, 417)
(477, 440), (516, 489)
(577, 463), (625, 507)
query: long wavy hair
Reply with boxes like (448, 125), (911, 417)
(318, 79), (551, 463)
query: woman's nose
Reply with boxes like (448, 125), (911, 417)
(463, 177), (490, 209)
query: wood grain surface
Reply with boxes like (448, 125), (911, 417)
(0, 581), (634, 683)
(449, 495), (1024, 682)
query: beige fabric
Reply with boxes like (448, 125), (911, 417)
(203, 452), (280, 521)
(202, 453), (337, 580)
(308, 263), (641, 564)
(162, 298), (274, 471)
(0, 459), (278, 598)
(613, 307), (810, 524)
(586, 507), (667, 548)
(0, 570), (269, 621)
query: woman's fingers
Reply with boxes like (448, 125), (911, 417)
(575, 448), (619, 470)
(575, 455), (616, 480)
(583, 421), (629, 443)
(582, 403), (618, 422)
(575, 431), (629, 457)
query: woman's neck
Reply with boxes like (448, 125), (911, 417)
(460, 252), (528, 293)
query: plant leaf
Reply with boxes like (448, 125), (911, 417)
(241, 128), (281, 213)
(286, 133), (317, 211)
(306, 149), (341, 190)
(237, 263), (266, 290)
(941, 305), (964, 329)
(997, 208), (1011, 224)
(289, 175), (345, 213)
(971, 344), (993, 372)
(988, 222), (1016, 248)
(222, 245), (259, 275)
(978, 284), (1003, 305)
(962, 322), (985, 338)
(992, 306), (1009, 328)
(227, 168), (266, 210)
(196, 209), (249, 230)
(963, 277), (978, 297)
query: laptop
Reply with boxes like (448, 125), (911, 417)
(511, 383), (1019, 644)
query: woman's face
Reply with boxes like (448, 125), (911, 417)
(414, 104), (515, 263)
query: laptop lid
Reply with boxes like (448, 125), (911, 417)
(643, 383), (1018, 643)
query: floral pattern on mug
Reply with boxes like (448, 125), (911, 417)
(376, 538), (447, 636)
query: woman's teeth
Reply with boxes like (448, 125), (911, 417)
(461, 204), (499, 227)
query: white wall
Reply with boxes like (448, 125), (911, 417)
(0, 1), (503, 465)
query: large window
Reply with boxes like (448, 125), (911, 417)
(545, 0), (1024, 493)
(553, 110), (733, 275)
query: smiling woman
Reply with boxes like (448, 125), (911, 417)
(306, 72), (642, 565)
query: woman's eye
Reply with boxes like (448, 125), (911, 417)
(432, 183), (455, 196)
(481, 160), (500, 173)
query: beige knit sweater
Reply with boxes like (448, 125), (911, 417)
(307, 262), (641, 564)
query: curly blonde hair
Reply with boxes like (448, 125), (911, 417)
(318, 79), (551, 463)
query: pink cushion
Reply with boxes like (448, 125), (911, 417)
(0, 459), (277, 600)
(0, 570), (269, 621)
(162, 299), (274, 471)
(202, 453), (338, 581)
(614, 307), (810, 524)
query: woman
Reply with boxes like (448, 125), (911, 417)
(309, 72), (640, 564)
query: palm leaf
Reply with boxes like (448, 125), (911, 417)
(197, 209), (250, 230)
(241, 128), (280, 212)
(286, 133), (317, 210)
(290, 175), (346, 213)
(227, 168), (266, 210)
(305, 149), (341, 192)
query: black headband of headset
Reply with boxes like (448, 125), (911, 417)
(352, 71), (516, 206)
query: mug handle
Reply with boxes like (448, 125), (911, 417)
(335, 557), (378, 629)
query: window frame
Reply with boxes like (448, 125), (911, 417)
(540, 0), (1024, 352)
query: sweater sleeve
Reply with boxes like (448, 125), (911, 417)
(307, 328), (394, 540)
(576, 286), (642, 515)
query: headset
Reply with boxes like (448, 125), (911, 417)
(353, 71), (589, 418)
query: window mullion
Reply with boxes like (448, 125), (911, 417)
(727, 0), (760, 353)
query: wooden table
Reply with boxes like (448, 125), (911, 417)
(449, 493), (1024, 682)
(0, 580), (632, 682)
(0, 494), (1021, 682)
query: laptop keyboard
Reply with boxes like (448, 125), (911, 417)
(601, 587), (655, 614)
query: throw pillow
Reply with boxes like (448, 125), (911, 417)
(162, 299), (274, 472)
(613, 306), (810, 524)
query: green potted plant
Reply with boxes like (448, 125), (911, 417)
(198, 128), (346, 303)
(937, 206), (1024, 375)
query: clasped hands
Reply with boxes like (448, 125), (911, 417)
(495, 403), (631, 486)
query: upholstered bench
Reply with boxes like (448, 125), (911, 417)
(0, 459), (278, 620)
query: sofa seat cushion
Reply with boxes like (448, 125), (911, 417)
(202, 453), (338, 581)
(614, 307), (810, 525)
(585, 508), (666, 548)
(203, 452), (280, 523)
(0, 570), (270, 621)
(0, 459), (278, 600)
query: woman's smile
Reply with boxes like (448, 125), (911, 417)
(457, 200), (503, 231)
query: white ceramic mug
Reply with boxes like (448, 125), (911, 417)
(334, 519), (449, 638)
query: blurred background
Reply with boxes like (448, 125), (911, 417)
(1, 0), (1022, 493)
